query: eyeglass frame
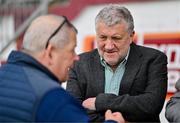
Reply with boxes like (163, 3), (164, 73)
(45, 16), (77, 49)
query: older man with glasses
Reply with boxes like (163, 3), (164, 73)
(0, 15), (124, 123)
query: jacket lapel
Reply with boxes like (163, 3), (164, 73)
(119, 43), (142, 95)
(90, 49), (105, 94)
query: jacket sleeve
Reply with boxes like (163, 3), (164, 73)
(36, 88), (89, 122)
(66, 63), (87, 103)
(36, 88), (118, 123)
(95, 52), (168, 121)
(165, 92), (180, 122)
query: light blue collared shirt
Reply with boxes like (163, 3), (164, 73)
(100, 48), (130, 95)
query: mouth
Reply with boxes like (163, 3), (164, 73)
(104, 48), (118, 53)
(105, 51), (117, 56)
(106, 50), (116, 53)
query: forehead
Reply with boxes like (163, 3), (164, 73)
(96, 21), (128, 34)
(97, 19), (128, 28)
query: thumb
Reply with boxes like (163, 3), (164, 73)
(105, 109), (112, 117)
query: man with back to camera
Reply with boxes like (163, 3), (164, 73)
(0, 14), (125, 123)
(66, 4), (168, 122)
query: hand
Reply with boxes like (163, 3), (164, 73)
(105, 109), (125, 123)
(82, 97), (96, 110)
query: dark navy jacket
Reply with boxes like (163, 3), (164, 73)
(0, 51), (89, 122)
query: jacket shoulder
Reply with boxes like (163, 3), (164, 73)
(134, 43), (167, 58)
(78, 49), (99, 61)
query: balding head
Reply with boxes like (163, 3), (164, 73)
(22, 15), (77, 52)
(21, 15), (79, 82)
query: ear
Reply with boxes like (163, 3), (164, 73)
(130, 31), (135, 37)
(44, 44), (54, 65)
(130, 31), (135, 43)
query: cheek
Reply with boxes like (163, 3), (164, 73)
(116, 40), (129, 49)
(97, 41), (105, 49)
(65, 55), (74, 67)
(117, 43), (125, 50)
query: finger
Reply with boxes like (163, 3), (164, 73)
(82, 100), (87, 107)
(112, 112), (122, 117)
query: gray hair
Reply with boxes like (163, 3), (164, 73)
(95, 4), (134, 34)
(22, 15), (77, 52)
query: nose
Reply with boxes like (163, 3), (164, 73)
(105, 39), (114, 50)
(74, 55), (80, 61)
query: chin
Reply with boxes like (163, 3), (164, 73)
(105, 58), (116, 63)
(106, 60), (119, 65)
(60, 78), (67, 83)
(58, 74), (67, 83)
(61, 80), (67, 83)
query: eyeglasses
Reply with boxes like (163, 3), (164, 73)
(45, 16), (77, 49)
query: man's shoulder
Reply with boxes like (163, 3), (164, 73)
(134, 43), (166, 57)
(79, 49), (98, 56)
(78, 49), (99, 61)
